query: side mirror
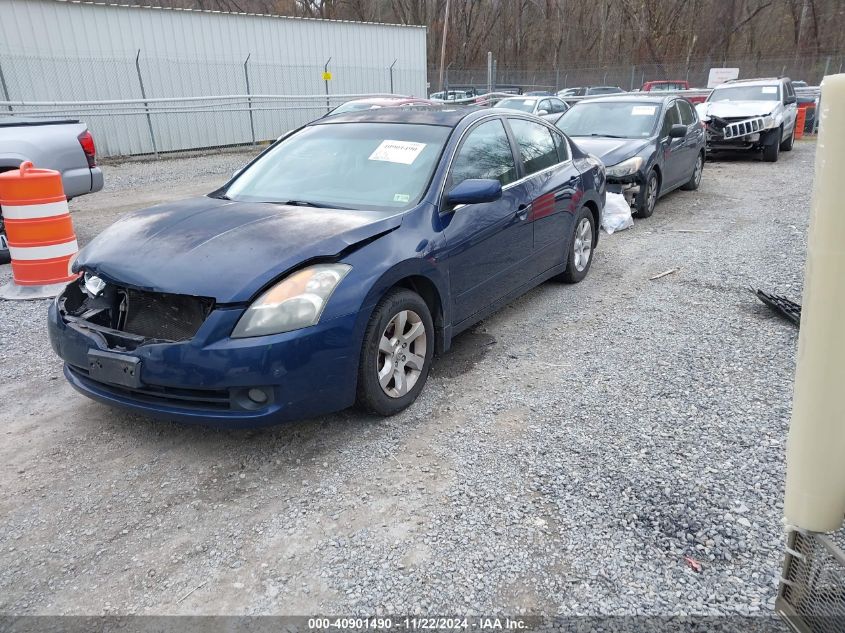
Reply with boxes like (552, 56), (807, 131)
(446, 178), (502, 206)
(537, 109), (549, 116)
(669, 124), (688, 138)
(785, 95), (797, 105)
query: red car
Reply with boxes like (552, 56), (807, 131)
(641, 80), (707, 104)
(326, 97), (438, 117)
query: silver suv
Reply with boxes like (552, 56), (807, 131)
(695, 77), (799, 162)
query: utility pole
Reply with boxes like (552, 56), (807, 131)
(438, 0), (451, 92)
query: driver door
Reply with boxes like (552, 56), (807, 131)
(659, 102), (685, 188)
(442, 118), (533, 324)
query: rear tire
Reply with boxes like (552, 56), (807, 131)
(558, 207), (595, 284)
(356, 288), (434, 416)
(680, 153), (704, 191)
(763, 128), (781, 162)
(633, 169), (659, 218)
(780, 124), (795, 151)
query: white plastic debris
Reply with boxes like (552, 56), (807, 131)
(601, 192), (634, 234)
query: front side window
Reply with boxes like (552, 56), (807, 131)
(549, 98), (567, 113)
(660, 103), (682, 137)
(508, 119), (559, 176)
(449, 119), (518, 188)
(226, 122), (450, 211)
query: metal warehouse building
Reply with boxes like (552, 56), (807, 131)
(0, 0), (428, 156)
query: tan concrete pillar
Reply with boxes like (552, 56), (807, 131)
(785, 74), (845, 532)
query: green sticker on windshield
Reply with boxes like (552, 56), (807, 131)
(393, 193), (410, 203)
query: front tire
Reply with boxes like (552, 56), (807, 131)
(633, 169), (658, 218)
(780, 124), (795, 151)
(558, 207), (595, 284)
(763, 128), (781, 162)
(680, 153), (704, 191)
(356, 288), (434, 416)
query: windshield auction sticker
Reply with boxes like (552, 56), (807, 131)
(369, 140), (427, 165)
(631, 106), (657, 115)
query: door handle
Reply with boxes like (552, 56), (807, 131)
(516, 203), (530, 220)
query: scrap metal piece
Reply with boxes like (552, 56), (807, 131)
(753, 287), (802, 327)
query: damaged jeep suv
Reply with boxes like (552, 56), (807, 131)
(695, 77), (798, 162)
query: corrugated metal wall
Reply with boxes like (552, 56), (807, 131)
(0, 0), (428, 156)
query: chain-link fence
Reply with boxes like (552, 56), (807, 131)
(432, 55), (844, 94)
(0, 52), (426, 157)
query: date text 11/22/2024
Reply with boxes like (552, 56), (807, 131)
(308, 617), (529, 630)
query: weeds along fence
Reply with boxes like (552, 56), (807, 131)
(435, 56), (844, 92)
(0, 53), (426, 158)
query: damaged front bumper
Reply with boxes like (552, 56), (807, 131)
(704, 115), (774, 151)
(606, 174), (641, 207)
(48, 278), (362, 428)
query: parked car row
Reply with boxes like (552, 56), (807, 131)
(37, 76), (804, 428)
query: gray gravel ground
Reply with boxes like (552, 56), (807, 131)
(0, 142), (814, 621)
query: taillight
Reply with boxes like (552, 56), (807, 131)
(77, 130), (96, 168)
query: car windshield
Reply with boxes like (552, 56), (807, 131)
(556, 101), (659, 138)
(588, 87), (623, 95)
(494, 98), (537, 112)
(225, 122), (451, 211)
(709, 85), (780, 101)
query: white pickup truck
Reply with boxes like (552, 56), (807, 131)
(695, 77), (799, 162)
(0, 117), (104, 263)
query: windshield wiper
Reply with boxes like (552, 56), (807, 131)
(280, 199), (350, 210)
(588, 133), (626, 138)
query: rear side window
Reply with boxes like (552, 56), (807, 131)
(508, 119), (559, 176)
(450, 119), (518, 187)
(676, 100), (696, 125)
(551, 129), (570, 161)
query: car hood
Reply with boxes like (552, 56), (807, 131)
(569, 137), (651, 167)
(74, 196), (403, 303)
(697, 100), (780, 119)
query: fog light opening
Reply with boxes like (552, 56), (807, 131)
(247, 388), (269, 405)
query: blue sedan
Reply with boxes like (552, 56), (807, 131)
(48, 108), (606, 427)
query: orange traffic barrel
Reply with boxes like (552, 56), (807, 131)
(0, 162), (80, 300)
(795, 106), (807, 140)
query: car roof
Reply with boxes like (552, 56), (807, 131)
(719, 77), (784, 87)
(312, 106), (482, 127)
(577, 94), (672, 104)
(344, 97), (429, 106)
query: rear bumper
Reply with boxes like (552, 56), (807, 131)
(48, 300), (364, 428)
(62, 166), (104, 198)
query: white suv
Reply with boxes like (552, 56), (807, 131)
(695, 77), (798, 162)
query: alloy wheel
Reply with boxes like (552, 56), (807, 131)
(693, 156), (703, 187)
(646, 173), (658, 214)
(377, 309), (427, 398)
(573, 217), (593, 272)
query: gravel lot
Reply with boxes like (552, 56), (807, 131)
(0, 141), (814, 620)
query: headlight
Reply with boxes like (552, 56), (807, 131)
(605, 156), (643, 178)
(762, 115), (776, 128)
(231, 263), (351, 338)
